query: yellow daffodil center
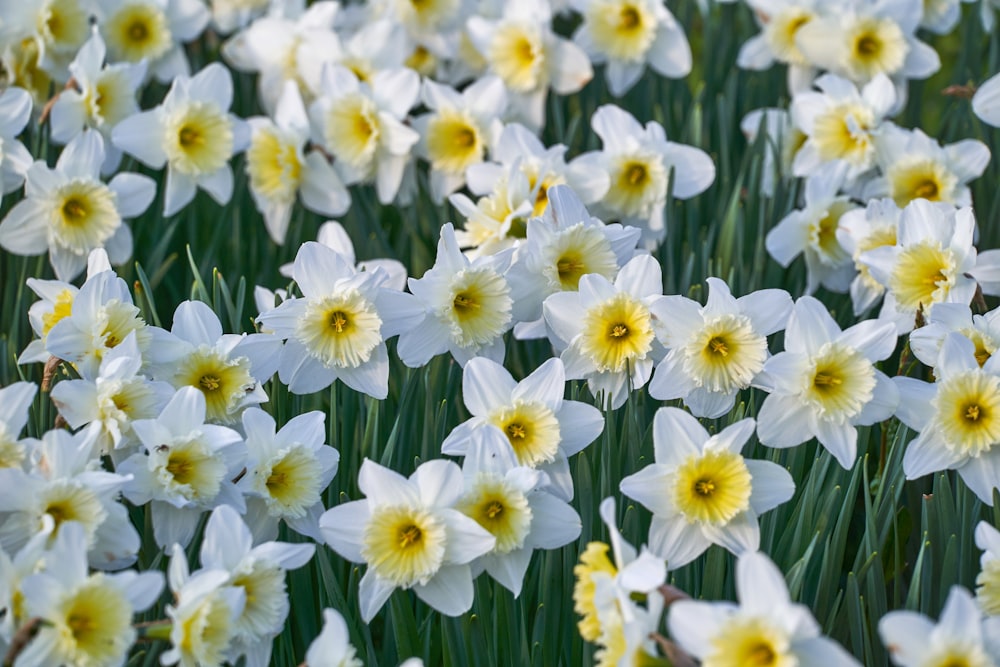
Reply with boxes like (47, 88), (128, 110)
(445, 268), (513, 347)
(976, 558), (1000, 616)
(964, 329), (996, 368)
(887, 157), (958, 207)
(425, 110), (484, 175)
(177, 590), (237, 667)
(934, 370), (1000, 457)
(604, 155), (667, 219)
(247, 127), (302, 203)
(298, 290), (383, 368)
(362, 506), (447, 587)
(41, 289), (76, 336)
(164, 102), (235, 176)
(52, 180), (120, 253)
(587, 0), (657, 62)
(812, 102), (876, 165)
(543, 224), (618, 291)
(231, 561), (286, 640)
(489, 23), (544, 92)
(704, 616), (794, 667)
(673, 450), (752, 525)
(580, 292), (655, 373)
(9, 38), (52, 108)
(56, 576), (133, 667)
(803, 342), (876, 421)
(158, 439), (226, 502)
(854, 225), (898, 291)
(845, 17), (908, 81)
(175, 348), (255, 423)
(808, 200), (854, 266)
(405, 45), (438, 77)
(573, 542), (617, 642)
(889, 241), (956, 312)
(487, 400), (561, 467)
(89, 70), (136, 128)
(97, 300), (151, 359)
(459, 476), (532, 553)
(323, 94), (380, 172)
(765, 8), (814, 66)
(0, 428), (26, 469)
(683, 314), (767, 393)
(258, 445), (323, 519)
(39, 0), (90, 53)
(105, 1), (173, 63)
(40, 481), (108, 547)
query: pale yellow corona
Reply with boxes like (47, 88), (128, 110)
(888, 241), (956, 312)
(603, 155), (667, 219)
(157, 438), (227, 502)
(764, 8), (814, 66)
(174, 590), (238, 667)
(887, 157), (958, 207)
(298, 291), (383, 368)
(323, 94), (380, 173)
(53, 576), (134, 667)
(51, 180), (120, 254)
(811, 102), (876, 166)
(682, 314), (767, 393)
(489, 23), (545, 92)
(976, 559), (1000, 616)
(246, 128), (302, 204)
(231, 560), (286, 639)
(853, 226), (897, 292)
(673, 450), (752, 525)
(41, 289), (76, 337)
(459, 476), (532, 553)
(808, 200), (853, 266)
(257, 446), (323, 519)
(573, 541), (617, 642)
(39, 481), (108, 547)
(104, 1), (173, 64)
(542, 224), (618, 292)
(586, 0), (658, 62)
(487, 400), (561, 467)
(361, 505), (447, 587)
(164, 102), (235, 176)
(425, 110), (485, 175)
(933, 371), (1000, 457)
(175, 348), (255, 423)
(444, 268), (512, 347)
(704, 616), (795, 667)
(579, 293), (655, 373)
(843, 16), (908, 81)
(37, 0), (90, 56)
(803, 343), (876, 421)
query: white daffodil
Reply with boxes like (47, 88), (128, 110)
(591, 575), (666, 666)
(976, 521), (1000, 616)
(737, 0), (820, 92)
(162, 544), (246, 667)
(245, 81), (349, 245)
(146, 300), (280, 424)
(756, 295), (899, 468)
(880, 585), (1000, 666)
(920, 0), (963, 33)
(412, 76), (507, 202)
(0, 517), (53, 645)
(909, 303), (1000, 372)
(319, 458), (496, 622)
(0, 427), (141, 570)
(895, 333), (1000, 505)
(42, 266), (152, 379)
(0, 130), (155, 281)
(16, 522), (163, 667)
(397, 223), (514, 368)
(51, 331), (174, 456)
(836, 197), (901, 316)
(450, 157), (536, 259)
(0, 382), (37, 470)
(765, 162), (858, 295)
(368, 0), (474, 58)
(543, 253), (669, 409)
(795, 0), (939, 91)
(791, 73), (895, 179)
(572, 497), (666, 646)
(327, 17), (410, 85)
(866, 124), (990, 208)
(17, 249), (111, 366)
(740, 107), (806, 197)
(442, 357), (604, 501)
(860, 200), (992, 334)
(973, 72), (1000, 129)
(669, 550), (862, 666)
(49, 30), (146, 174)
(0, 87), (33, 205)
(457, 426), (580, 596)
(238, 407), (339, 543)
(650, 278), (793, 419)
(278, 221), (408, 292)
(305, 608), (363, 667)
(112, 62), (250, 216)
(0, 0), (91, 79)
(570, 0), (692, 97)
(199, 504), (315, 667)
(93, 0), (210, 83)
(506, 184), (640, 340)
(466, 0), (592, 129)
(573, 104), (715, 244)
(208, 0), (270, 34)
(118, 387), (247, 548)
(621, 408), (795, 568)
(257, 241), (421, 398)
(308, 64), (420, 205)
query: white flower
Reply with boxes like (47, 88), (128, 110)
(879, 586), (1000, 666)
(112, 62), (250, 216)
(570, 0), (692, 96)
(457, 425), (580, 596)
(49, 29), (146, 174)
(573, 105), (714, 244)
(973, 72), (1000, 128)
(238, 407), (339, 543)
(756, 295), (899, 468)
(411, 76), (507, 202)
(0, 0), (91, 77)
(650, 277), (793, 418)
(0, 516), (53, 644)
(895, 333), (1000, 505)
(118, 387), (247, 547)
(319, 458), (496, 622)
(909, 303), (1000, 371)
(199, 505), (315, 667)
(976, 521), (1000, 616)
(669, 550), (861, 666)
(0, 130), (155, 281)
(737, 0), (820, 83)
(16, 522), (163, 667)
(542, 253), (669, 409)
(621, 408), (795, 568)
(442, 357), (604, 501)
(257, 241), (421, 398)
(0, 382), (37, 470)
(0, 87), (33, 204)
(397, 223), (514, 368)
(308, 64), (420, 205)
(305, 609), (363, 667)
(836, 197), (901, 315)
(93, 0), (210, 83)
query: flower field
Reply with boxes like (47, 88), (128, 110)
(2, 0), (1000, 665)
